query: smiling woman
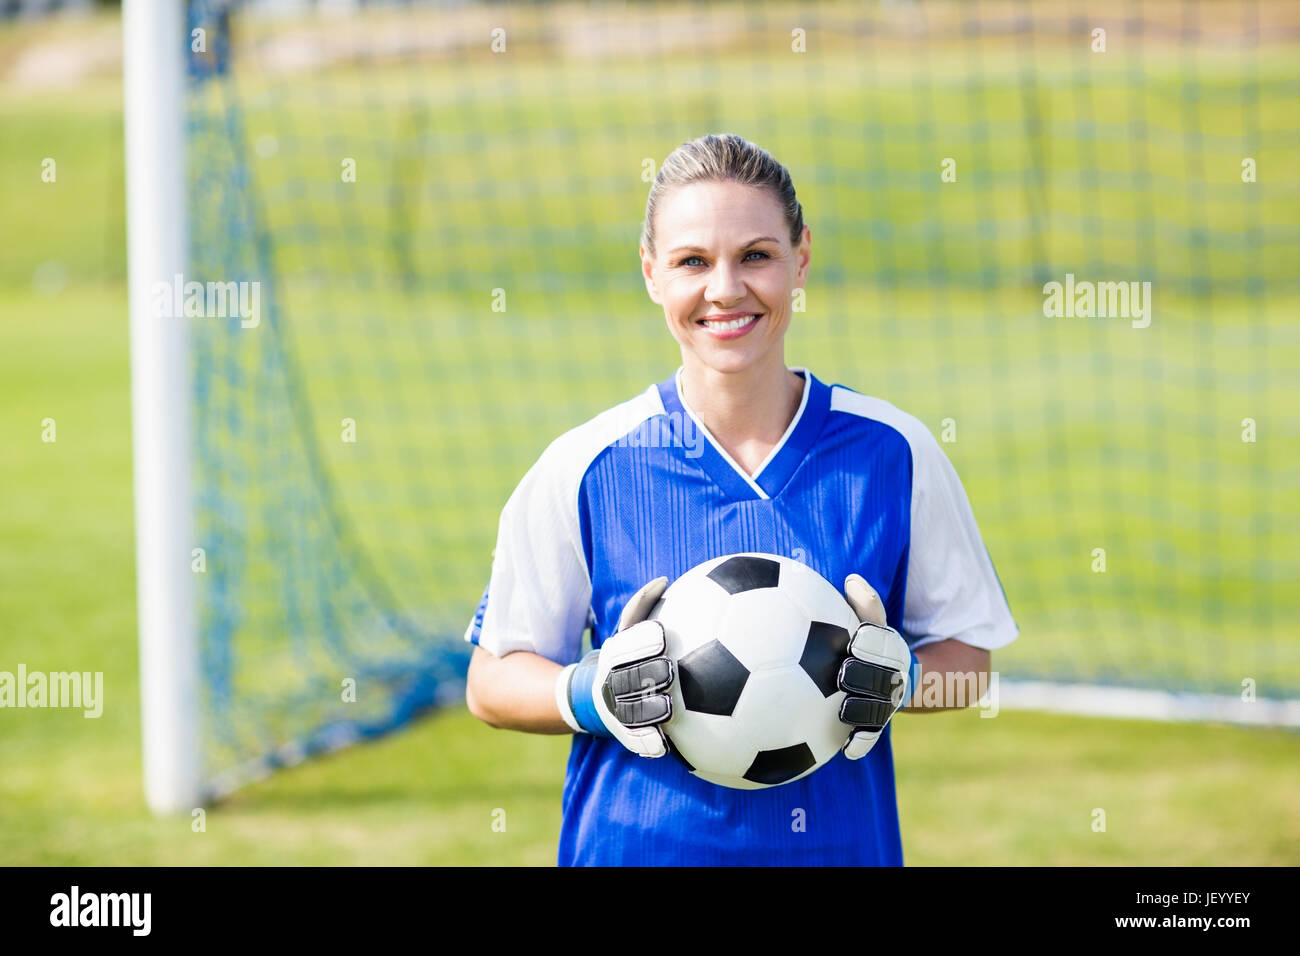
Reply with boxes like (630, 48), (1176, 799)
(641, 168), (809, 476)
(464, 132), (1016, 867)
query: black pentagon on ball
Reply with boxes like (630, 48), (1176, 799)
(744, 743), (817, 786)
(678, 639), (750, 716)
(706, 555), (781, 594)
(799, 620), (854, 697)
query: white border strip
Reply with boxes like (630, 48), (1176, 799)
(997, 680), (1300, 728)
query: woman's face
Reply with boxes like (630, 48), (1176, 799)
(641, 180), (810, 377)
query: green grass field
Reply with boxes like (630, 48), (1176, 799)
(1, 6), (1297, 865)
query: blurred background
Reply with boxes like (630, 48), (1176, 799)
(1, 0), (1296, 864)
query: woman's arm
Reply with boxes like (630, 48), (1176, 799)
(467, 632), (989, 736)
(466, 638), (990, 732)
(904, 639), (991, 712)
(465, 645), (572, 734)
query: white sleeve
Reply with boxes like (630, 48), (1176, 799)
(465, 445), (593, 664)
(902, 427), (1018, 652)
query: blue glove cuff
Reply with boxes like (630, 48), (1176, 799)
(568, 650), (613, 737)
(902, 648), (921, 710)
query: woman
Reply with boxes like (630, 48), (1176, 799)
(465, 133), (1017, 865)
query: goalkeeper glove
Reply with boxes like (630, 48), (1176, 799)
(838, 573), (920, 760)
(555, 576), (674, 757)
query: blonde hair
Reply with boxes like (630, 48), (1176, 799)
(641, 133), (805, 258)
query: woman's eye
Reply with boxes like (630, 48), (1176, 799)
(679, 251), (768, 267)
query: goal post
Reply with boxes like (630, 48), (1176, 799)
(124, 0), (200, 815)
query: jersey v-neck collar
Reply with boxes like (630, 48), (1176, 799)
(656, 365), (831, 501)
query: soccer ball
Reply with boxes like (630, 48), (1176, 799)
(648, 552), (861, 790)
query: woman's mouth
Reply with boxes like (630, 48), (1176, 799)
(698, 313), (762, 339)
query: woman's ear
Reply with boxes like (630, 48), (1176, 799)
(795, 225), (811, 286)
(640, 246), (662, 305)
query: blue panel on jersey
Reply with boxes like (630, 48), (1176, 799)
(466, 582), (490, 646)
(564, 368), (916, 866)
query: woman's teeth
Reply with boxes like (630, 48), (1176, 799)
(703, 314), (758, 331)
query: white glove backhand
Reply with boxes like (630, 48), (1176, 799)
(556, 577), (674, 757)
(839, 573), (913, 760)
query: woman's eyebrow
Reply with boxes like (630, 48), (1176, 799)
(668, 236), (781, 255)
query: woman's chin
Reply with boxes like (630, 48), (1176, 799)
(689, 348), (761, 376)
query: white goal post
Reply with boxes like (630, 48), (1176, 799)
(124, 0), (201, 815)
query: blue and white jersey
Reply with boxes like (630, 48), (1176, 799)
(466, 366), (1017, 866)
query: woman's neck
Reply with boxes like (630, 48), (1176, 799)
(679, 355), (806, 476)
